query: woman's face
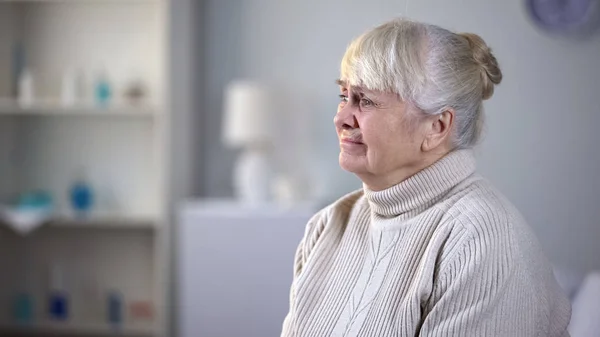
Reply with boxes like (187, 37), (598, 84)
(334, 80), (429, 188)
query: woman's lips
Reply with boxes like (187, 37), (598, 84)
(341, 138), (363, 145)
(340, 137), (366, 154)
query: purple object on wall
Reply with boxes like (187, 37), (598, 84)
(526, 0), (600, 34)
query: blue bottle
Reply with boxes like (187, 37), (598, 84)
(70, 182), (94, 215)
(107, 290), (123, 327)
(95, 71), (112, 107)
(48, 264), (69, 321)
(70, 169), (94, 216)
(49, 292), (68, 321)
(14, 260), (35, 325)
(13, 292), (34, 324)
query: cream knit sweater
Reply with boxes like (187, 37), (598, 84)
(281, 150), (571, 337)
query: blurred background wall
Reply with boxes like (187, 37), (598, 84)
(196, 0), (600, 273)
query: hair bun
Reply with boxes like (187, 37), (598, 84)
(459, 32), (502, 100)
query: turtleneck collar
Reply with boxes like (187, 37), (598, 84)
(363, 149), (476, 218)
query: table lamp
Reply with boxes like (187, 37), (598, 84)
(222, 80), (274, 204)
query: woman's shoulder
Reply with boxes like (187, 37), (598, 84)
(438, 176), (550, 271)
(308, 188), (366, 224)
(441, 176), (524, 235)
(301, 188), (367, 248)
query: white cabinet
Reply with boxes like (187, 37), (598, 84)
(177, 201), (314, 337)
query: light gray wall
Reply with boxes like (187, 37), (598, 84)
(168, 0), (204, 336)
(199, 0), (600, 272)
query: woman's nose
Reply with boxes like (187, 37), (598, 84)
(334, 105), (359, 129)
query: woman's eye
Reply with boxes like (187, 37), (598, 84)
(360, 98), (373, 107)
(339, 94), (348, 103)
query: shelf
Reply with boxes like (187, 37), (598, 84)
(0, 99), (157, 118)
(0, 322), (155, 336)
(47, 213), (157, 230)
(0, 209), (157, 232)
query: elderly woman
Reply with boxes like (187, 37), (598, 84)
(281, 18), (571, 337)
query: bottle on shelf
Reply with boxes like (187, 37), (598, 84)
(69, 168), (95, 218)
(129, 299), (154, 322)
(94, 68), (112, 108)
(107, 289), (124, 328)
(123, 69), (148, 105)
(11, 41), (26, 98)
(13, 292), (34, 325)
(13, 258), (35, 325)
(18, 68), (34, 107)
(48, 263), (69, 321)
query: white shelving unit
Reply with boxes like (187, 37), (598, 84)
(0, 0), (188, 335)
(0, 99), (158, 117)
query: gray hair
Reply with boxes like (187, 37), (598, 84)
(340, 18), (502, 149)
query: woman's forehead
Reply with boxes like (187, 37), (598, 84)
(336, 78), (367, 91)
(337, 79), (385, 95)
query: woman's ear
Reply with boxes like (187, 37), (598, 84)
(421, 109), (454, 152)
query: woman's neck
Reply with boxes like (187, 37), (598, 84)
(362, 149), (477, 218)
(360, 150), (450, 191)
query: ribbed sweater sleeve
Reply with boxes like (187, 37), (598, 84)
(281, 208), (329, 337)
(419, 227), (529, 336)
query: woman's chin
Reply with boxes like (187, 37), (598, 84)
(339, 152), (367, 173)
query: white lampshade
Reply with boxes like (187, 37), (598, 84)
(222, 80), (273, 148)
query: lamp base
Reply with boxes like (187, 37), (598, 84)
(233, 148), (273, 205)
